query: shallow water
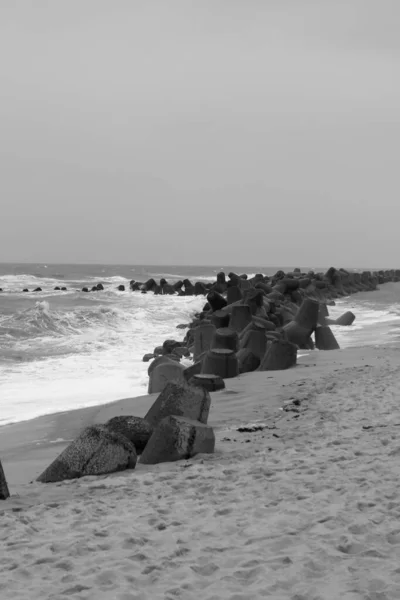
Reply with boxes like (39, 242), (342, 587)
(1, 263), (400, 426)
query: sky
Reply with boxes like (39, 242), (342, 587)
(0, 1), (399, 268)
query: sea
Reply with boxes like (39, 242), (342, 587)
(1, 262), (400, 427)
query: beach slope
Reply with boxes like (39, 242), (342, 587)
(1, 346), (400, 599)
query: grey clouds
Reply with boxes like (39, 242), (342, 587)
(1, 1), (399, 267)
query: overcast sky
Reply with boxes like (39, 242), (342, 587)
(1, 1), (399, 267)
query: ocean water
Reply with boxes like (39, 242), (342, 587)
(1, 263), (400, 427)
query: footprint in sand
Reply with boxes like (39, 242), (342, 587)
(173, 547), (190, 558)
(54, 560), (74, 571)
(215, 508), (232, 516)
(33, 556), (57, 565)
(190, 563), (219, 576)
(61, 584), (92, 595)
(128, 552), (148, 562)
(233, 566), (264, 583)
(96, 569), (118, 586)
(93, 530), (109, 537)
(337, 536), (364, 555)
(142, 564), (161, 575)
(387, 529), (400, 544)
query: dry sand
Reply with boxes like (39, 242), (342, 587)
(1, 346), (400, 599)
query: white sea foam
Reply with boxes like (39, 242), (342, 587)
(327, 299), (400, 348)
(2, 267), (400, 428)
(0, 293), (205, 426)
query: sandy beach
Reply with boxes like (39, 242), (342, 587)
(1, 346), (400, 599)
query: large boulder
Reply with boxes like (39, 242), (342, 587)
(140, 416), (215, 465)
(104, 416), (153, 454)
(144, 381), (211, 428)
(0, 460), (10, 500)
(37, 425), (137, 483)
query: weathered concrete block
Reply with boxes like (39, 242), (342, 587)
(227, 285), (243, 305)
(259, 339), (297, 371)
(211, 327), (239, 352)
(144, 381), (211, 428)
(148, 361), (186, 394)
(104, 416), (153, 454)
(0, 460), (10, 500)
(229, 304), (252, 332)
(193, 323), (217, 362)
(183, 360), (203, 382)
(211, 309), (230, 329)
(140, 416), (215, 465)
(189, 373), (225, 392)
(207, 290), (228, 312)
(201, 348), (239, 379)
(37, 425), (137, 483)
(240, 328), (267, 360)
(334, 311), (356, 326)
(283, 298), (319, 349)
(148, 355), (179, 377)
(315, 326), (340, 350)
(237, 348), (260, 373)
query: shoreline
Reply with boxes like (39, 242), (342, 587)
(0, 345), (395, 492)
(2, 340), (400, 597)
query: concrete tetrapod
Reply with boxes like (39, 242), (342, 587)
(283, 297), (319, 349)
(201, 348), (239, 379)
(329, 311), (356, 326)
(189, 374), (225, 392)
(211, 310), (230, 329)
(229, 304), (252, 333)
(193, 323), (217, 362)
(238, 321), (266, 342)
(144, 381), (211, 428)
(211, 327), (239, 352)
(237, 348), (260, 373)
(258, 339), (297, 371)
(37, 425), (137, 483)
(315, 326), (340, 350)
(242, 289), (264, 315)
(0, 460), (10, 500)
(147, 355), (179, 377)
(227, 285), (243, 305)
(206, 290), (228, 312)
(240, 328), (267, 360)
(140, 416), (215, 465)
(183, 360), (203, 382)
(148, 361), (186, 394)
